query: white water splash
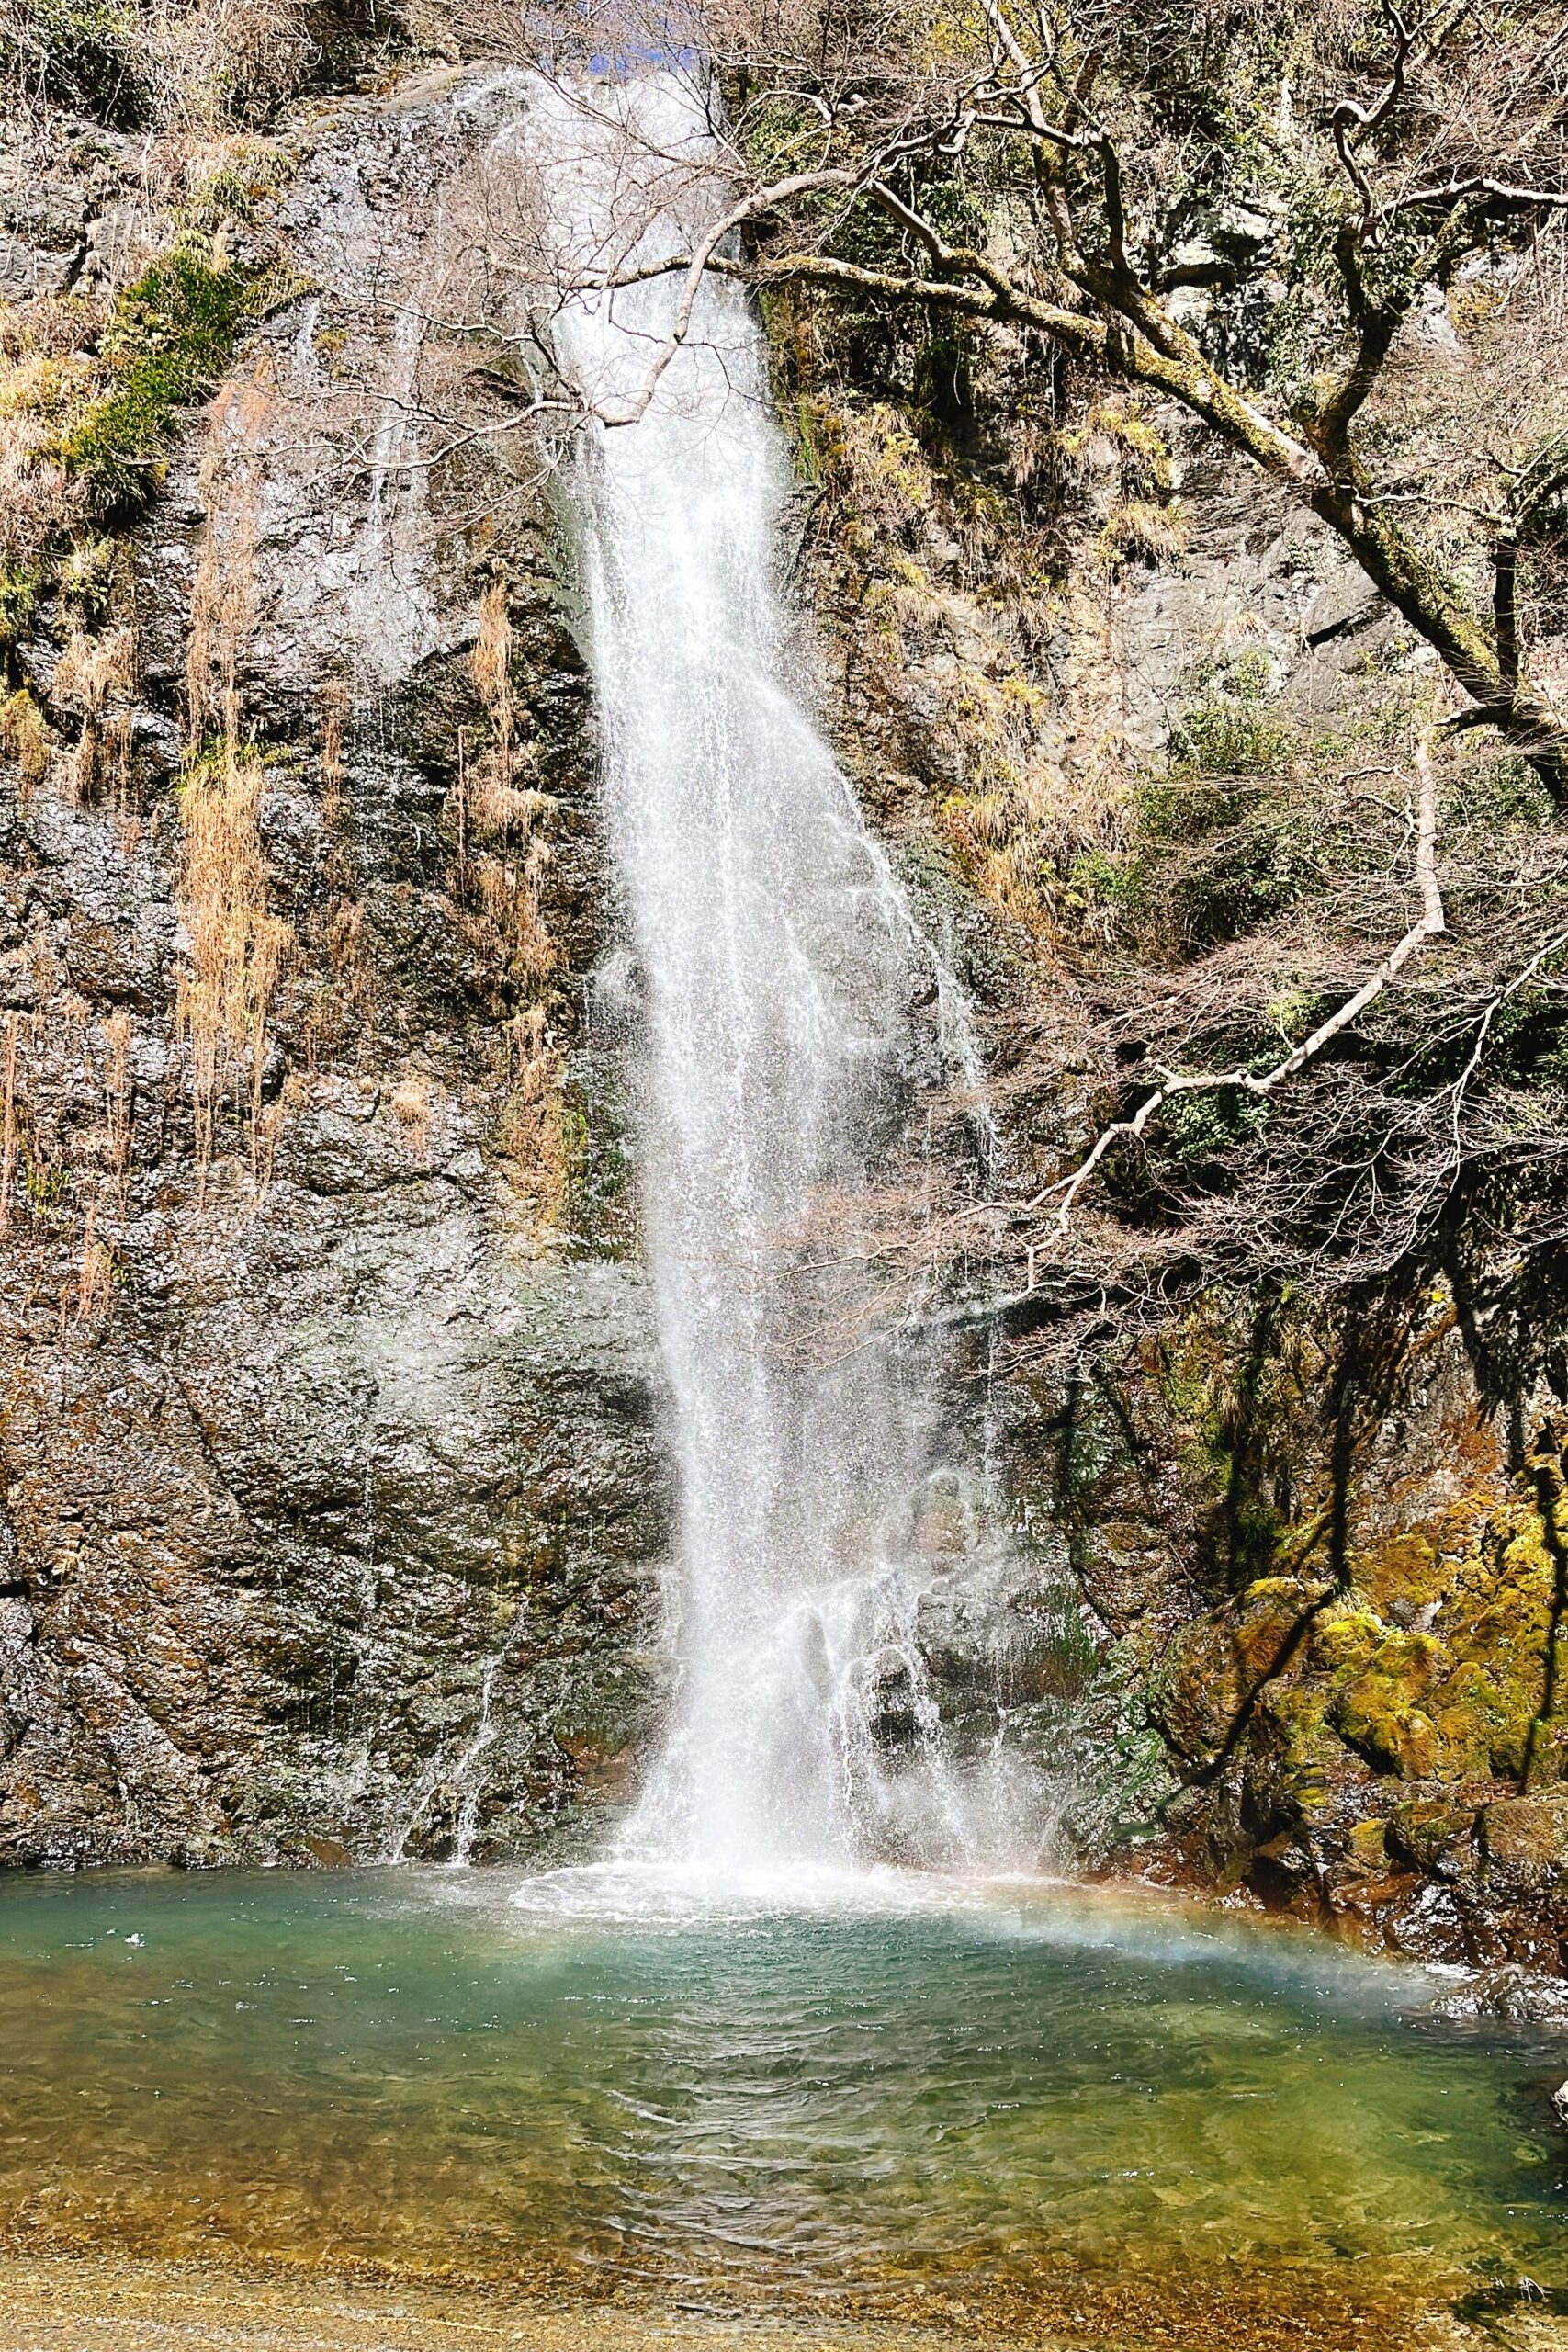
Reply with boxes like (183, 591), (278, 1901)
(504, 66), (1033, 1891)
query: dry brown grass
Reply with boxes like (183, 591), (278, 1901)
(54, 627), (136, 716)
(175, 381), (292, 1187)
(0, 301), (104, 585)
(0, 432), (77, 574)
(456, 572), (571, 1235)
(0, 1004), (133, 1331)
(475, 850), (556, 985)
(186, 386), (264, 747)
(0, 689), (56, 803)
(479, 850), (569, 1231)
(72, 1201), (115, 1323)
(176, 739), (290, 1181)
(462, 580), (557, 848)
(499, 1002), (570, 1234)
(469, 579), (515, 819)
(54, 624), (139, 800)
(146, 0), (318, 129)
(0, 299), (104, 367)
(389, 1073), (430, 1158)
(0, 0), (320, 130)
(299, 894), (372, 1066)
(0, 295), (134, 808)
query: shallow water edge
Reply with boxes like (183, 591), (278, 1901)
(0, 2246), (1555, 2352)
(0, 2249), (990, 2352)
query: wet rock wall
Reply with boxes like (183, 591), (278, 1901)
(1, 69), (671, 1868)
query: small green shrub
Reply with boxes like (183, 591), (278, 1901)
(1176, 695), (1297, 775)
(0, 0), (150, 126)
(1174, 646), (1297, 775)
(57, 243), (273, 519)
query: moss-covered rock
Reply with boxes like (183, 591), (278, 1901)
(1386, 1794), (1479, 1878)
(1328, 1627), (1446, 1780)
(1152, 1576), (1322, 1766)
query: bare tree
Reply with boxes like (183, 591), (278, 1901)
(435, 4), (1568, 1347)
(482, 0), (1568, 793)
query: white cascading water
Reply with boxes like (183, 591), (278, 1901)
(506, 64), (1025, 1889)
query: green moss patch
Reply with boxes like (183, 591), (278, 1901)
(57, 242), (285, 520)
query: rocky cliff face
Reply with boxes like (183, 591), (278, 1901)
(1, 68), (671, 1868)
(3, 37), (1568, 1979)
(985, 1286), (1568, 1976)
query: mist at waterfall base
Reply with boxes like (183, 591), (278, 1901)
(502, 63), (1046, 1906)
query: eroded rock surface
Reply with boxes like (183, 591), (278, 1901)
(1, 72), (669, 1867)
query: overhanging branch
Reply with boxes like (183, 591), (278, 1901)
(1019, 738), (1448, 1244)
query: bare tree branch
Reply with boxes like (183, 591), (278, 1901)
(1021, 739), (1448, 1242)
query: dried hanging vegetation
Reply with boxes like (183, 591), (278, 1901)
(389, 1074), (430, 1158)
(72, 1201), (115, 1324)
(176, 382), (291, 1189)
(0, 294), (107, 684)
(0, 686), (55, 803)
(293, 675), (378, 1063)
(457, 574), (570, 1233)
(0, 1001), (122, 1333)
(52, 622), (139, 802)
(185, 387), (262, 740)
(177, 743), (290, 1181)
(0, 0), (323, 133)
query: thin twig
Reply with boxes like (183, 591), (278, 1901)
(1025, 738), (1449, 1235)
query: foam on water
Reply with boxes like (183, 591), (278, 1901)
(505, 1857), (1041, 1927)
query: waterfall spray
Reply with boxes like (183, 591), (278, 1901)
(509, 63), (1027, 1888)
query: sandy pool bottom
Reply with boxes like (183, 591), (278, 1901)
(2, 2252), (1565, 2352)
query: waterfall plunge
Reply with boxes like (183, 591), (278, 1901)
(511, 68), (1028, 1889)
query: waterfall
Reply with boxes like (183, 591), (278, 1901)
(508, 66), (1021, 1886)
